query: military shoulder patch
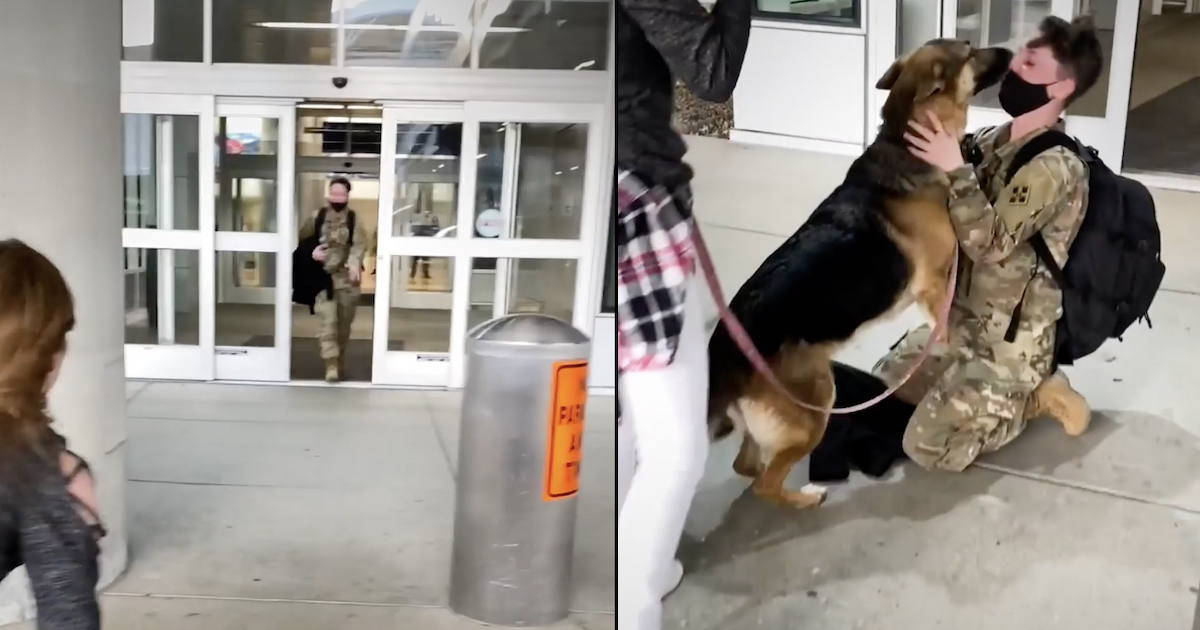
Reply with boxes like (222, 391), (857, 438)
(1008, 185), (1030, 206)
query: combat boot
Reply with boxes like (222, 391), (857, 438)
(324, 359), (340, 383)
(1026, 371), (1090, 436)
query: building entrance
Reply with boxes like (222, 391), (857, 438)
(121, 95), (606, 388)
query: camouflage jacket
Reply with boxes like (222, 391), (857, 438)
(298, 207), (369, 287)
(947, 122), (1089, 348)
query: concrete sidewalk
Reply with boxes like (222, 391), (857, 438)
(7, 384), (616, 629)
(660, 136), (1200, 629)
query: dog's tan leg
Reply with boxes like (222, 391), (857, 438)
(732, 433), (761, 479)
(915, 261), (954, 341)
(751, 444), (827, 509)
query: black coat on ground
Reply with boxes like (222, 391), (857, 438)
(809, 362), (915, 482)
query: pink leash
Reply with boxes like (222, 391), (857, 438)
(692, 225), (957, 416)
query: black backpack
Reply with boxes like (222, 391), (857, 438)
(1001, 130), (1165, 366)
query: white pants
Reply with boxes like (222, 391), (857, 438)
(617, 275), (710, 630)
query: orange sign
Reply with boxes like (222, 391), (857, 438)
(544, 360), (589, 501)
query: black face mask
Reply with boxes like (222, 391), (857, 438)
(998, 72), (1055, 117)
(329, 201), (348, 212)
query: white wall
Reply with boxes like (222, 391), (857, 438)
(732, 0), (897, 154)
(732, 24), (867, 154)
(589, 314), (614, 389)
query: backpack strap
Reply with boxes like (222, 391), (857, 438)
(348, 210), (356, 247)
(1029, 233), (1070, 289)
(314, 207), (327, 241)
(999, 128), (1081, 342)
(1003, 129), (1078, 186)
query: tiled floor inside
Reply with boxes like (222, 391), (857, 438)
(9, 384), (616, 630)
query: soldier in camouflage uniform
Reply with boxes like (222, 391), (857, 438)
(889, 16), (1104, 471)
(299, 178), (369, 382)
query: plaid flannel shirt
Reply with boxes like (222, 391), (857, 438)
(615, 170), (697, 374)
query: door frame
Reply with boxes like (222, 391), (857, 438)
(212, 99), (298, 382)
(371, 101), (607, 388)
(943, 0), (1140, 172)
(121, 93), (216, 381)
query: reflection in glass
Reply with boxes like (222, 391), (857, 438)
(469, 257), (577, 330)
(474, 122), (588, 240)
(215, 252), (277, 347)
(123, 114), (201, 230)
(216, 116), (280, 232)
(392, 123), (461, 237)
(124, 248), (202, 346)
(477, 0), (609, 70)
(122, 0), (204, 61)
(754, 0), (859, 25)
(343, 0), (472, 67)
(297, 105), (384, 157)
(387, 256), (454, 353)
(212, 0), (337, 65)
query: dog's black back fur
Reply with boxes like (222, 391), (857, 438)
(707, 139), (934, 374)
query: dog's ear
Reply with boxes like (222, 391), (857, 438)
(916, 61), (946, 99)
(875, 59), (904, 90)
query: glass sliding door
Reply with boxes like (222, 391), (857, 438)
(121, 94), (215, 381)
(372, 101), (605, 388)
(212, 100), (297, 381)
(373, 105), (468, 386)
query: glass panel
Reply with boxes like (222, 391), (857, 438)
(215, 117), (280, 232)
(391, 123), (461, 237)
(469, 258), (577, 330)
(343, 0), (471, 67)
(754, 0), (860, 26)
(124, 248), (202, 346)
(475, 122), (588, 240)
(215, 251), (277, 347)
(1124, 0), (1195, 175)
(477, 0), (609, 70)
(898, 0), (942, 56)
(386, 255), (454, 353)
(122, 0), (205, 61)
(212, 0), (337, 65)
(123, 114), (201, 230)
(602, 209), (615, 314)
(297, 105), (383, 157)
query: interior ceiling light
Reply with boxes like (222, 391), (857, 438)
(255, 22), (530, 33)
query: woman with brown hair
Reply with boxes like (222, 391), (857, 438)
(0, 239), (105, 629)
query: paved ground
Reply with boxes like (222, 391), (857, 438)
(10, 384), (616, 629)
(657, 136), (1200, 630)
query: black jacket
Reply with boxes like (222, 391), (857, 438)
(616, 0), (752, 189)
(292, 232), (332, 314)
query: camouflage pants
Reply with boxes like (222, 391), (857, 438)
(315, 285), (360, 361)
(872, 321), (1054, 472)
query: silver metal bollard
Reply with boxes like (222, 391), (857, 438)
(449, 314), (591, 627)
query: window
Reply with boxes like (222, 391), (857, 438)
(754, 0), (860, 27)
(478, 0), (610, 71)
(123, 0), (611, 68)
(602, 197), (615, 314)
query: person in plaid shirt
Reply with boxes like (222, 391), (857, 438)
(615, 0), (752, 628)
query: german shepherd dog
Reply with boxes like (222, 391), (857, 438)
(706, 39), (1014, 508)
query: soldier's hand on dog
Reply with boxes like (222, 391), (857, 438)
(905, 113), (965, 173)
(312, 244), (328, 262)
